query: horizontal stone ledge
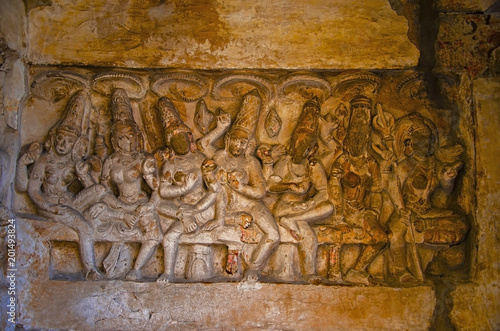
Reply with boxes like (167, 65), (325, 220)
(20, 281), (436, 330)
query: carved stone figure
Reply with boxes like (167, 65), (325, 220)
(205, 89), (280, 283)
(265, 97), (334, 284)
(324, 95), (387, 285)
(17, 69), (470, 287)
(26, 91), (109, 280)
(96, 88), (162, 280)
(155, 96), (210, 283)
(381, 112), (467, 283)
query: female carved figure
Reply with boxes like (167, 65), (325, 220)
(266, 97), (334, 284)
(154, 96), (211, 283)
(27, 91), (108, 280)
(99, 88), (162, 280)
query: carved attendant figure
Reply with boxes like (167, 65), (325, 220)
(27, 91), (108, 280)
(155, 97), (209, 283)
(384, 113), (467, 282)
(266, 97), (334, 284)
(207, 89), (280, 283)
(326, 95), (387, 285)
(99, 88), (162, 280)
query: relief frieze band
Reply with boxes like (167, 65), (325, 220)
(14, 68), (470, 286)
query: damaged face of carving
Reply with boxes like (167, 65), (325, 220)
(228, 129), (249, 157)
(54, 129), (78, 156)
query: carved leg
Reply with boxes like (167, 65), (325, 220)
(243, 206), (279, 283)
(296, 221), (321, 284)
(157, 222), (183, 283)
(327, 244), (342, 282)
(388, 217), (414, 283)
(345, 243), (385, 285)
(60, 212), (101, 281)
(126, 240), (159, 280)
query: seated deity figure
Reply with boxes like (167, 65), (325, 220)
(384, 112), (467, 283)
(27, 91), (113, 280)
(324, 95), (387, 285)
(203, 89), (280, 284)
(154, 96), (211, 283)
(265, 97), (334, 284)
(97, 89), (162, 280)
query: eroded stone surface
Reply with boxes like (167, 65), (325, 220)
(448, 76), (500, 331)
(27, 0), (419, 69)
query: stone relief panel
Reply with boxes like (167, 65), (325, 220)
(14, 68), (470, 286)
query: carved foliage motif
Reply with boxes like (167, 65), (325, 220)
(16, 69), (470, 286)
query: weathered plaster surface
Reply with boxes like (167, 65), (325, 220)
(27, 0), (419, 69)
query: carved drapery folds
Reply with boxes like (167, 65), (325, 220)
(16, 68), (470, 286)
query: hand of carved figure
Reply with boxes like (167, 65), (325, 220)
(290, 181), (311, 195)
(182, 216), (198, 233)
(52, 205), (73, 216)
(381, 149), (394, 161)
(227, 171), (244, 190)
(256, 145), (273, 164)
(237, 214), (252, 229)
(75, 160), (91, 178)
(136, 202), (154, 217)
(372, 103), (395, 139)
(19, 142), (41, 166)
(400, 209), (411, 226)
(292, 199), (316, 211)
(123, 213), (138, 229)
(186, 172), (198, 188)
(442, 161), (463, 180)
(414, 219), (425, 233)
(216, 111), (231, 130)
(201, 219), (223, 231)
(89, 202), (107, 218)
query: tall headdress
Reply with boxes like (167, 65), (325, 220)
(229, 89), (262, 138)
(291, 96), (320, 141)
(157, 96), (192, 146)
(110, 88), (144, 150)
(57, 90), (89, 137)
(110, 88), (135, 125)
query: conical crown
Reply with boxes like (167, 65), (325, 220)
(110, 88), (135, 124)
(58, 90), (88, 136)
(293, 96), (320, 135)
(230, 89), (262, 137)
(157, 96), (191, 145)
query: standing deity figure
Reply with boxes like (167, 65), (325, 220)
(27, 91), (110, 280)
(155, 96), (212, 283)
(98, 88), (162, 280)
(204, 89), (280, 283)
(383, 112), (467, 283)
(266, 97), (334, 284)
(324, 95), (387, 285)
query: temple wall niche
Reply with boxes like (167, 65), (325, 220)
(0, 0), (499, 330)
